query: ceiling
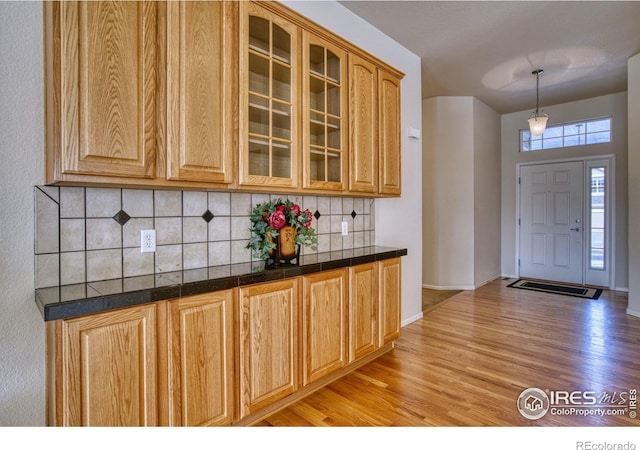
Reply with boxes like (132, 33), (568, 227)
(338, 0), (640, 114)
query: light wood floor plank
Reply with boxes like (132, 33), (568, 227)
(257, 279), (640, 426)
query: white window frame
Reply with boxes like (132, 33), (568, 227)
(584, 157), (614, 288)
(520, 116), (612, 152)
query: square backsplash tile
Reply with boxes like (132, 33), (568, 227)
(60, 187), (85, 218)
(60, 219), (85, 252)
(35, 186), (376, 286)
(231, 193), (252, 216)
(183, 191), (208, 217)
(86, 218), (122, 250)
(154, 190), (182, 217)
(122, 189), (153, 218)
(86, 188), (120, 218)
(86, 249), (122, 282)
(208, 192), (230, 216)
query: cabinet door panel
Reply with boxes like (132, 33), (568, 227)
(165, 1), (234, 183)
(302, 32), (347, 191)
(168, 290), (235, 426)
(239, 2), (299, 188)
(57, 2), (156, 178)
(61, 304), (157, 426)
(349, 263), (378, 361)
(349, 55), (378, 193)
(379, 71), (402, 195)
(379, 258), (401, 345)
(302, 269), (348, 385)
(239, 279), (298, 418)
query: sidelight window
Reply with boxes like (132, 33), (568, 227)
(589, 167), (606, 270)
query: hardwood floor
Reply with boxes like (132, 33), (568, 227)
(421, 287), (461, 312)
(257, 278), (640, 426)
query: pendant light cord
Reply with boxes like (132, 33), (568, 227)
(533, 69), (543, 116)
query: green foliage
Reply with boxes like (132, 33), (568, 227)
(245, 198), (318, 260)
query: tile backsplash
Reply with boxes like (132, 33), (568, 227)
(34, 186), (376, 288)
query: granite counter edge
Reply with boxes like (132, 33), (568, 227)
(38, 248), (408, 321)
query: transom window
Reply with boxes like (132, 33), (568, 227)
(520, 117), (612, 152)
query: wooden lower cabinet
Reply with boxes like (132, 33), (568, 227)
(379, 258), (402, 345)
(47, 303), (159, 426)
(349, 262), (379, 361)
(302, 269), (348, 385)
(238, 279), (299, 419)
(46, 261), (402, 426)
(167, 290), (235, 426)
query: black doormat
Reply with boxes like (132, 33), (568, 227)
(507, 279), (602, 299)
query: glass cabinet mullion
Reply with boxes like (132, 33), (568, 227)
(305, 40), (344, 188)
(244, 5), (295, 185)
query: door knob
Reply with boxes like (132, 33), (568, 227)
(570, 227), (581, 232)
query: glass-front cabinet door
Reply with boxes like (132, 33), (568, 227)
(240, 2), (298, 188)
(302, 33), (347, 190)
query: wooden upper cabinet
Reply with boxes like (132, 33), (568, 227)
(239, 2), (299, 188)
(238, 279), (298, 418)
(302, 269), (348, 385)
(302, 32), (348, 191)
(167, 290), (235, 426)
(44, 1), (157, 181)
(348, 54), (378, 193)
(378, 70), (402, 195)
(51, 304), (159, 426)
(165, 1), (235, 184)
(44, 0), (403, 195)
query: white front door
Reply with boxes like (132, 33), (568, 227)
(519, 161), (584, 284)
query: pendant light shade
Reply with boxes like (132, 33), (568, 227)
(528, 69), (548, 136)
(528, 113), (549, 136)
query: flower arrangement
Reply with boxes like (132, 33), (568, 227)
(246, 198), (317, 262)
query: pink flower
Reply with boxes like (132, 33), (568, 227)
(301, 209), (313, 228)
(290, 204), (300, 216)
(276, 204), (286, 213)
(268, 210), (286, 230)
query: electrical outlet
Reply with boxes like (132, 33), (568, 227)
(341, 221), (348, 236)
(141, 229), (156, 253)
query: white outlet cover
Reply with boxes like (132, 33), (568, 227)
(341, 221), (348, 236)
(141, 229), (156, 253)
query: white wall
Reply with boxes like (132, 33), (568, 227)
(0, 2), (46, 425)
(285, 1), (424, 325)
(501, 92), (629, 290)
(628, 53), (640, 316)
(473, 99), (502, 287)
(422, 97), (475, 288)
(422, 97), (501, 290)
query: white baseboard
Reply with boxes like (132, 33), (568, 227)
(626, 307), (640, 318)
(401, 312), (423, 327)
(422, 275), (501, 291)
(422, 283), (475, 290)
(475, 275), (501, 289)
(614, 286), (629, 293)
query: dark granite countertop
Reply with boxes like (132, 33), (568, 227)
(36, 246), (407, 321)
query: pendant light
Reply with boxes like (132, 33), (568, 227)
(528, 69), (549, 136)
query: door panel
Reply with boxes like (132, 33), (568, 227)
(520, 161), (584, 284)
